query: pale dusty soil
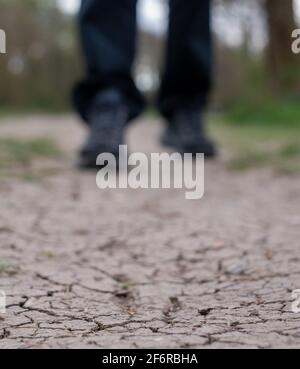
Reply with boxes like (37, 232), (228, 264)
(0, 115), (300, 349)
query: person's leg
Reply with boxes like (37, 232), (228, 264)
(73, 0), (145, 123)
(159, 0), (215, 157)
(159, 0), (212, 118)
(73, 0), (145, 168)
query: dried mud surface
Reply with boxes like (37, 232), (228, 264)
(0, 116), (299, 349)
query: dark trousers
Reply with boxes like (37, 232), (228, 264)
(73, 0), (212, 123)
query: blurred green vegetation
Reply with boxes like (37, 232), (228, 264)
(0, 137), (61, 168)
(0, 259), (19, 277)
(224, 100), (300, 127)
(209, 114), (300, 174)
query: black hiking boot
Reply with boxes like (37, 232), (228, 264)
(79, 89), (128, 169)
(161, 107), (216, 158)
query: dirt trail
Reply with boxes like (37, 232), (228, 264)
(0, 116), (300, 349)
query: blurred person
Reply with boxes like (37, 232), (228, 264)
(73, 0), (216, 168)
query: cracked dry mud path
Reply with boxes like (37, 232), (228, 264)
(0, 116), (300, 349)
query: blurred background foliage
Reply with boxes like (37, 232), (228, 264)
(0, 0), (300, 125)
(0, 0), (79, 111)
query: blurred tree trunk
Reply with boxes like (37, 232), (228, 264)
(264, 0), (299, 95)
